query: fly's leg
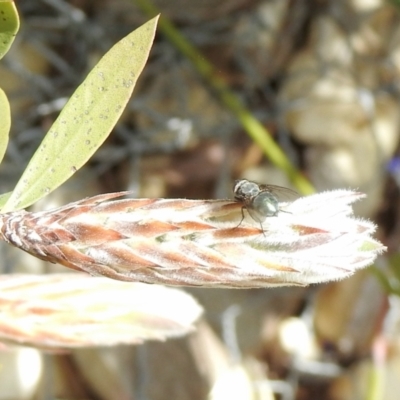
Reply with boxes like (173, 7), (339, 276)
(259, 222), (266, 237)
(235, 207), (266, 237)
(235, 206), (246, 228)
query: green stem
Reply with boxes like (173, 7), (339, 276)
(134, 0), (315, 195)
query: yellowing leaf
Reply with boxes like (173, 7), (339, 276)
(0, 88), (10, 165)
(2, 16), (159, 212)
(0, 1), (19, 60)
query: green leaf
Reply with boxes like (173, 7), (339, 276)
(0, 191), (11, 209)
(2, 16), (159, 212)
(0, 1), (19, 60)
(0, 88), (10, 164)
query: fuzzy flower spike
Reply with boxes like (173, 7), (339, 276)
(0, 188), (385, 288)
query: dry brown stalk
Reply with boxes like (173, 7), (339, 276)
(0, 190), (385, 288)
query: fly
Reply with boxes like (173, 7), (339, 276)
(233, 179), (298, 232)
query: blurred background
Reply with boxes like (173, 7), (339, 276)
(1, 0), (400, 399)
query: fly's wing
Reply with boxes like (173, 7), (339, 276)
(257, 184), (299, 202)
(244, 206), (266, 223)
